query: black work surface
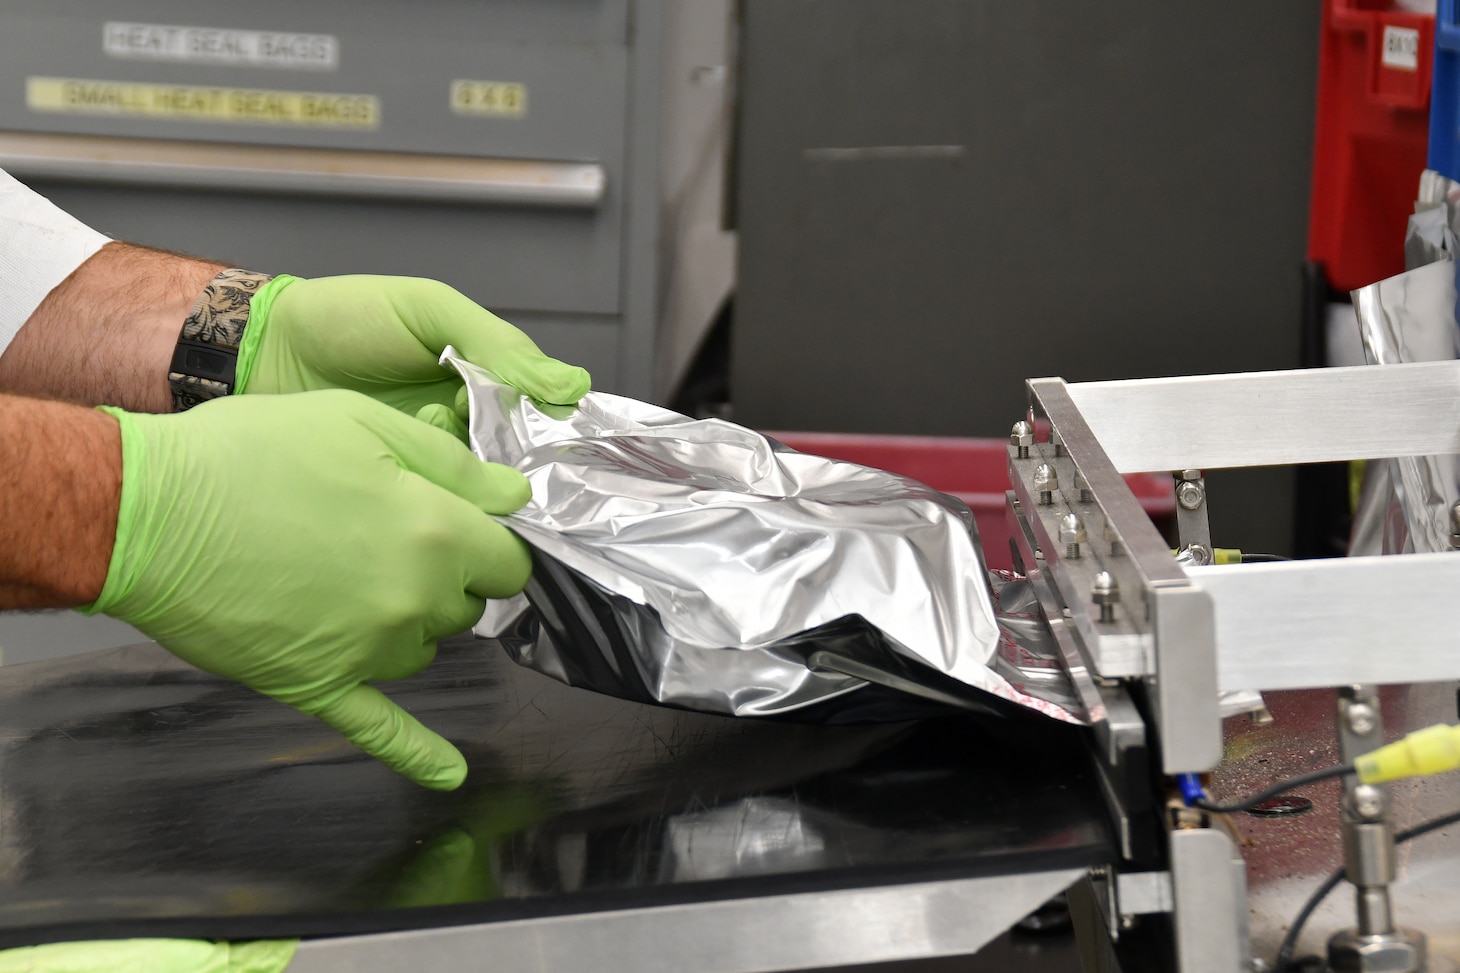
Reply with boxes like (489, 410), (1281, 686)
(0, 635), (1111, 947)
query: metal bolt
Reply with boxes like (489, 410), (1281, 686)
(1092, 571), (1119, 623)
(1351, 784), (1385, 820)
(1346, 702), (1378, 737)
(1052, 434), (1066, 458)
(1074, 471), (1093, 503)
(1034, 463), (1058, 505)
(1451, 501), (1460, 549)
(1104, 521), (1122, 556)
(1183, 543), (1212, 566)
(1060, 512), (1087, 558)
(1010, 420), (1035, 459)
(1176, 480), (1204, 512)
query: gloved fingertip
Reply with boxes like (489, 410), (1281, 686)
(453, 382), (471, 418)
(415, 402), (470, 444)
(475, 462), (532, 514)
(535, 363), (592, 406)
(424, 752), (470, 791)
(311, 686), (469, 791)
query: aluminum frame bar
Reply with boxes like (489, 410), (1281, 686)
(284, 871), (1084, 973)
(1189, 555), (1460, 692)
(1064, 359), (1460, 473)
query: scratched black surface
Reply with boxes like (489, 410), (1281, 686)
(0, 635), (1111, 947)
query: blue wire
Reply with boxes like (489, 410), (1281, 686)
(1176, 773), (1205, 805)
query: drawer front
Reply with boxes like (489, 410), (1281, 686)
(0, 0), (628, 161)
(35, 181), (630, 386)
(33, 176), (623, 315)
(3, 0), (635, 314)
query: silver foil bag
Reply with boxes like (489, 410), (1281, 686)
(1351, 256), (1460, 555)
(444, 352), (1082, 724)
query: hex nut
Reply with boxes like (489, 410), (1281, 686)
(1327, 927), (1426, 973)
(1034, 463), (1058, 505)
(1351, 784), (1385, 820)
(1092, 571), (1119, 623)
(1347, 702), (1378, 737)
(1176, 480), (1205, 511)
(1010, 420), (1035, 458)
(1182, 544), (1212, 566)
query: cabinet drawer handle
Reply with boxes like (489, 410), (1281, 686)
(0, 132), (605, 208)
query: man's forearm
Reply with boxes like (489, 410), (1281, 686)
(0, 394), (120, 608)
(0, 242), (225, 412)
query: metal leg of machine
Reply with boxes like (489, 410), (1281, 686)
(1327, 688), (1426, 973)
(1005, 359), (1460, 972)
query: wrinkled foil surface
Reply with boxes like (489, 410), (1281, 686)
(1351, 200), (1460, 556)
(444, 353), (1081, 723)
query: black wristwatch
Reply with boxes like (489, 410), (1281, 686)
(168, 268), (273, 411)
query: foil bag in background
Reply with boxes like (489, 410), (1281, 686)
(1350, 170), (1460, 556)
(443, 352), (1082, 724)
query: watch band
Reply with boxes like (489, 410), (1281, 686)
(169, 268), (273, 411)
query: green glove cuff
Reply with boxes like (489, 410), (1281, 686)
(79, 406), (145, 617)
(234, 274), (302, 395)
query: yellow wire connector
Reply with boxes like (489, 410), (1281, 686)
(1355, 723), (1460, 784)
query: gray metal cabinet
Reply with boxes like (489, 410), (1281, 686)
(0, 0), (670, 395)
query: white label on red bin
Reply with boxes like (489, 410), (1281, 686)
(1382, 25), (1421, 72)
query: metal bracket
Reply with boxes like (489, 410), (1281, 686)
(1173, 470), (1213, 565)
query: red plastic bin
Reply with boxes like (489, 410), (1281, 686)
(1307, 0), (1435, 292)
(767, 431), (1177, 573)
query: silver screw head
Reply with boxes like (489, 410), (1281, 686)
(1178, 543), (1212, 566)
(1350, 784), (1386, 820)
(1092, 571), (1119, 622)
(1176, 480), (1205, 511)
(1010, 420), (1035, 458)
(1074, 471), (1093, 503)
(1177, 469), (1202, 481)
(1346, 701), (1378, 736)
(1033, 463), (1058, 504)
(1059, 512), (1087, 545)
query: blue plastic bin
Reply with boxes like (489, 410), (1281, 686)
(1430, 0), (1460, 179)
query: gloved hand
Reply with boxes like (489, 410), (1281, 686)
(86, 389), (533, 790)
(0, 938), (295, 973)
(236, 275), (590, 428)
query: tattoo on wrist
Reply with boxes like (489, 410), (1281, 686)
(169, 269), (273, 411)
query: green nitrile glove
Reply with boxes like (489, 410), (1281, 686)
(237, 275), (591, 420)
(0, 938), (296, 973)
(86, 390), (533, 790)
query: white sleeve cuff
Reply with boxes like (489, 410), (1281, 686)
(0, 168), (111, 357)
